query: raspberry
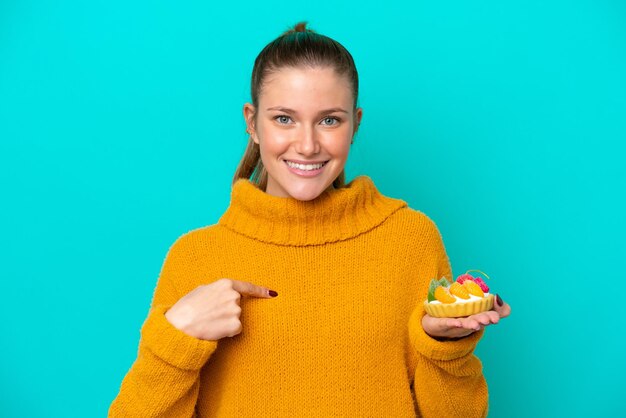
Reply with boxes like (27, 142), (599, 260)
(456, 273), (475, 284)
(449, 282), (470, 299)
(434, 286), (456, 304)
(473, 277), (489, 293)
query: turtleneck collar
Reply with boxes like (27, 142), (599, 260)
(218, 175), (407, 246)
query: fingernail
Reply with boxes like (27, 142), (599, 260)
(496, 294), (503, 307)
(268, 290), (278, 297)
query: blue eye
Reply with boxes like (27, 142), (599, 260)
(274, 115), (340, 125)
(275, 115), (292, 124)
(322, 117), (340, 126)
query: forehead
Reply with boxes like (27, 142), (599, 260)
(259, 66), (352, 109)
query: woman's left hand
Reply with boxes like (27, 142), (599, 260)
(421, 294), (512, 340)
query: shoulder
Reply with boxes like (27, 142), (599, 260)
(389, 207), (445, 243)
(359, 176), (445, 244)
(164, 223), (225, 260)
(360, 175), (442, 235)
(393, 206), (438, 228)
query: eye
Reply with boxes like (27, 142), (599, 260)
(274, 115), (292, 124)
(321, 117), (340, 126)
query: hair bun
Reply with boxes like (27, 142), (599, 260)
(294, 22), (308, 32)
(282, 21), (314, 35)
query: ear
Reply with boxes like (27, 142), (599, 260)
(353, 107), (363, 135)
(243, 103), (259, 144)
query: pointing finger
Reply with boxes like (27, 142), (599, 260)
(231, 279), (278, 299)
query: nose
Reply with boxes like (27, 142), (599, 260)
(293, 125), (320, 156)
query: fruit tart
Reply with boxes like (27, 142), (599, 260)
(424, 270), (494, 318)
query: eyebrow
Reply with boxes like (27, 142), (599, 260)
(266, 106), (349, 115)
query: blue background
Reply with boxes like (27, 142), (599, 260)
(1, 0), (624, 416)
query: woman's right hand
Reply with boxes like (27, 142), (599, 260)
(164, 278), (277, 341)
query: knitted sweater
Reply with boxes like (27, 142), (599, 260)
(109, 175), (488, 418)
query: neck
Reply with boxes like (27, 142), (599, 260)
(218, 175), (407, 246)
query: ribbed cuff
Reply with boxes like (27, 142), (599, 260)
(140, 305), (219, 371)
(408, 305), (484, 361)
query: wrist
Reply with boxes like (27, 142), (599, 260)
(431, 335), (468, 342)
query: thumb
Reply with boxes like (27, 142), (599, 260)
(231, 279), (278, 299)
(492, 294), (511, 318)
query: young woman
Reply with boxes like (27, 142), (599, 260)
(109, 22), (511, 418)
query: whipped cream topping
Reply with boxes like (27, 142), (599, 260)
(429, 293), (491, 305)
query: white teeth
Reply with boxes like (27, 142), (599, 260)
(285, 160), (327, 171)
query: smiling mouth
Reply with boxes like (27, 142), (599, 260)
(284, 160), (329, 171)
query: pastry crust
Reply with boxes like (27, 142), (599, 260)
(424, 294), (494, 318)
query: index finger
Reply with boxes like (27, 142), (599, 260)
(231, 279), (276, 299)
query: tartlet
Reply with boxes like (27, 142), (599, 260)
(424, 271), (494, 318)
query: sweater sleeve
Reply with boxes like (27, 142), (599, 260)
(407, 218), (489, 418)
(109, 235), (219, 418)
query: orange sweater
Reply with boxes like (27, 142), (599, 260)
(109, 175), (488, 417)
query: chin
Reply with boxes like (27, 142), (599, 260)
(287, 189), (323, 202)
(285, 182), (329, 201)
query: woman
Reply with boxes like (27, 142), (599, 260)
(109, 22), (511, 417)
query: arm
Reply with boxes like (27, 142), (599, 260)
(109, 236), (218, 418)
(407, 219), (489, 418)
(408, 306), (488, 417)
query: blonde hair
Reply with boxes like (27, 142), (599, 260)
(232, 21), (358, 190)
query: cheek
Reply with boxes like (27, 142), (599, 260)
(338, 142), (352, 158)
(323, 134), (352, 157)
(258, 126), (290, 151)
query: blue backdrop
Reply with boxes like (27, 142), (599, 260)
(1, 1), (624, 416)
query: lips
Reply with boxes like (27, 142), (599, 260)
(284, 160), (328, 170)
(283, 159), (328, 176)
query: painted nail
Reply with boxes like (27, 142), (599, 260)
(496, 294), (503, 307)
(269, 290), (278, 297)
